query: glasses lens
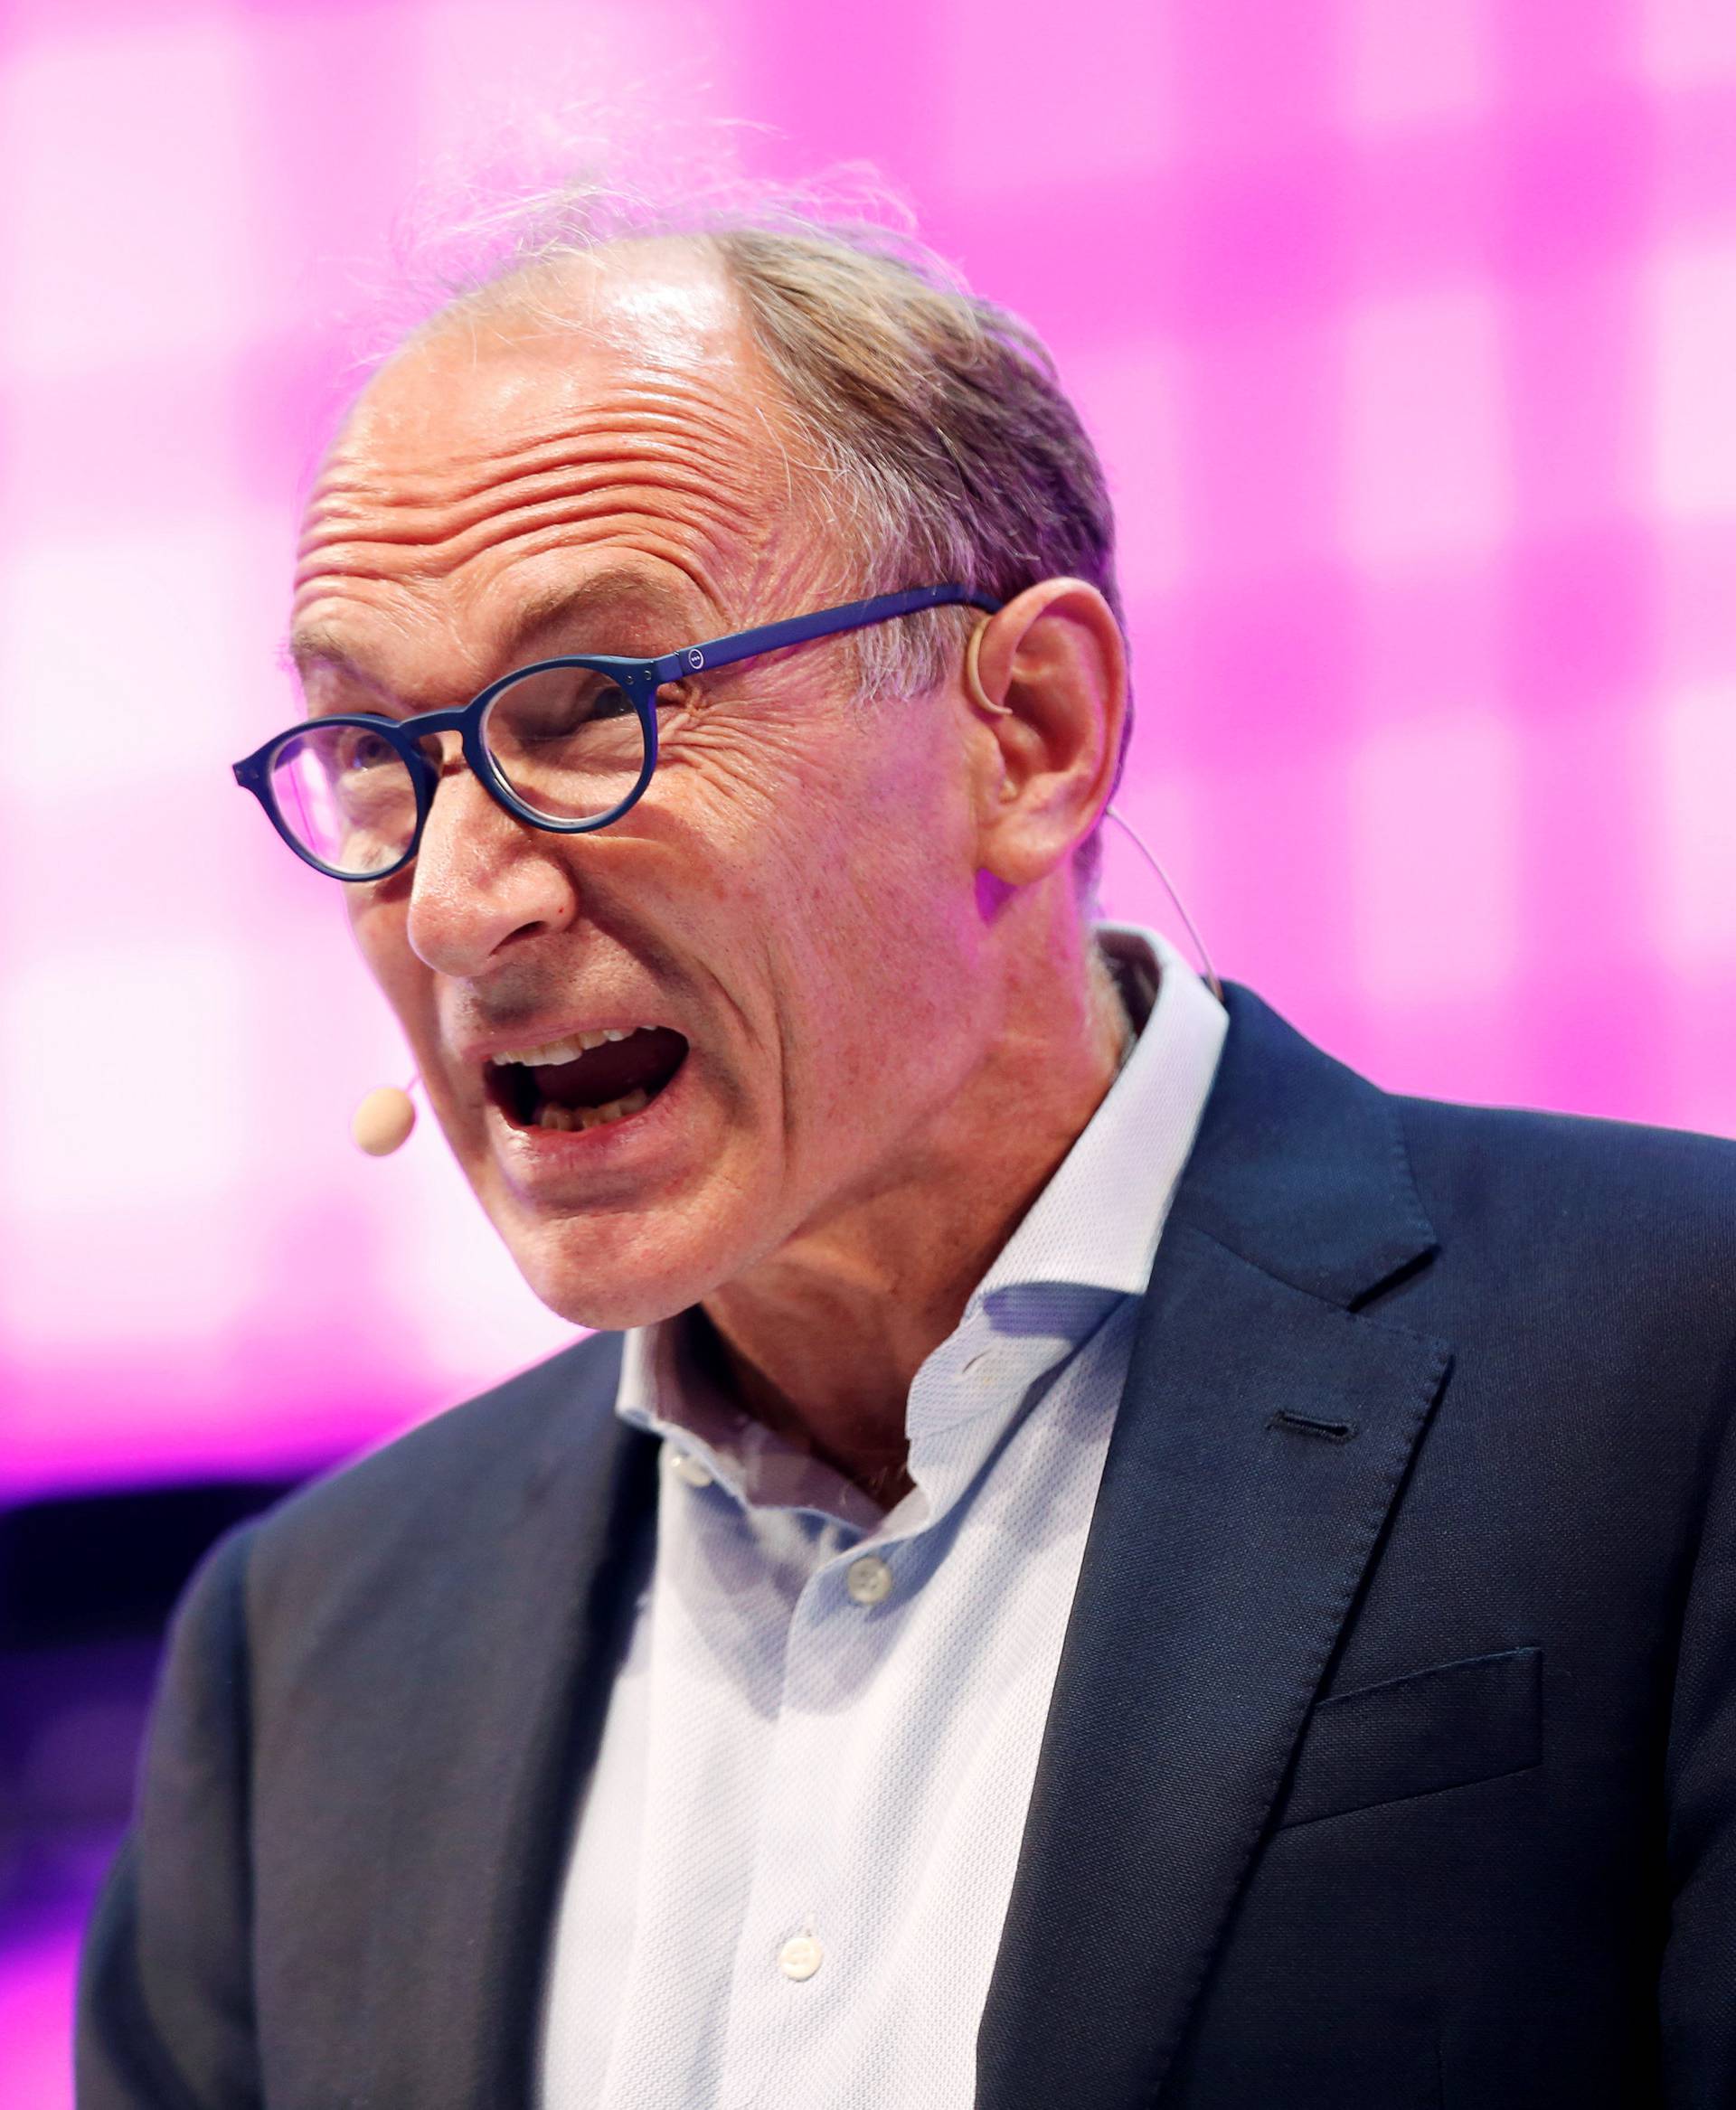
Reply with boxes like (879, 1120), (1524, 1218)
(482, 664), (648, 824)
(268, 722), (418, 877)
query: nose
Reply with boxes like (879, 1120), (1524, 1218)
(402, 758), (578, 977)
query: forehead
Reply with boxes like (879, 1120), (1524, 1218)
(292, 244), (793, 681)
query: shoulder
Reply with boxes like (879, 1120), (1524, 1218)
(1384, 1095), (1736, 1452)
(237, 1328), (628, 1598)
(1188, 986), (1735, 1338)
(1202, 985), (1734, 1398)
(1395, 1092), (1736, 1273)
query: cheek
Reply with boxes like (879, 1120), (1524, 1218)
(348, 890), (402, 993)
(653, 708), (814, 840)
(663, 689), (966, 876)
(349, 894), (439, 1049)
(666, 718), (935, 965)
(760, 760), (982, 1104)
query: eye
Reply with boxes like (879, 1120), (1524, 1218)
(333, 723), (400, 772)
(590, 683), (635, 722)
(495, 670), (635, 743)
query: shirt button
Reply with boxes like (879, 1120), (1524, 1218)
(778, 1933), (823, 1981)
(670, 1449), (713, 1488)
(845, 1554), (893, 1606)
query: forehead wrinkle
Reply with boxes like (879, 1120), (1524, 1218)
(297, 382), (769, 611)
(307, 378), (755, 520)
(288, 560), (708, 687)
(290, 519), (739, 683)
(299, 440), (735, 551)
(295, 463), (753, 594)
(300, 443), (758, 571)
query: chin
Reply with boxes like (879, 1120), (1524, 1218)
(499, 1207), (743, 1334)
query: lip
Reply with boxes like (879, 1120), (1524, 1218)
(458, 1017), (687, 1068)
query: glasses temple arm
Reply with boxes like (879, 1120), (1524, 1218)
(646, 584), (1002, 683)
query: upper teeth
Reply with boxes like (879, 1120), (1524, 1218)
(495, 1026), (657, 1066)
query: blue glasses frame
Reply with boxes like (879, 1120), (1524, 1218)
(234, 582), (1004, 881)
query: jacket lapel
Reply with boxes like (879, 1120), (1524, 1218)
(354, 1341), (661, 2110)
(976, 988), (1453, 2110)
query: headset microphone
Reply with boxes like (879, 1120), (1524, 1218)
(353, 1077), (419, 1157)
(965, 617), (1222, 1002)
(1102, 805), (1223, 1003)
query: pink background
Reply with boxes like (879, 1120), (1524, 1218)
(5, 0), (1736, 2096)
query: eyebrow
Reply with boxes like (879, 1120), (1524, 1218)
(285, 568), (712, 692)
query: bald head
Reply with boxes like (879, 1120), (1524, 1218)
(418, 233), (750, 370)
(293, 239), (810, 709)
(316, 209), (1125, 749)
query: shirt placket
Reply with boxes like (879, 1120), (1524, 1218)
(708, 1324), (1024, 2110)
(716, 1498), (933, 2106)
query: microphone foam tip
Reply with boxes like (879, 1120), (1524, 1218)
(353, 1085), (417, 1157)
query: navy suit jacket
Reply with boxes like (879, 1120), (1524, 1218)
(78, 986), (1736, 2108)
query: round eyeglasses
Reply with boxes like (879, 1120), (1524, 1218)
(234, 584), (1002, 882)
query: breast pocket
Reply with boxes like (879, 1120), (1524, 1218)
(1272, 1645), (1543, 1830)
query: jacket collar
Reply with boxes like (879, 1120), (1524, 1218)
(975, 983), (1452, 2110)
(1169, 982), (1438, 1307)
(354, 1342), (652, 2110)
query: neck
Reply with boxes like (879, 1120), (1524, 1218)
(699, 914), (1133, 1510)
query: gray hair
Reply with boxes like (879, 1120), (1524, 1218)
(379, 168), (1129, 893)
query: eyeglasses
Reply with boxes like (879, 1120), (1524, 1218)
(233, 583), (1002, 882)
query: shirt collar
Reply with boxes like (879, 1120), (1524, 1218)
(970, 924), (1227, 1309)
(614, 924), (1226, 1518)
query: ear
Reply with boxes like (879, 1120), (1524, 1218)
(965, 579), (1127, 890)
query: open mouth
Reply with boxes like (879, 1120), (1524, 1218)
(486, 1025), (689, 1134)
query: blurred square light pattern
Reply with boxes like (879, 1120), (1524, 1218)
(4, 3), (1736, 2101)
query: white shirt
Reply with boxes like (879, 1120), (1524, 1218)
(535, 926), (1227, 2110)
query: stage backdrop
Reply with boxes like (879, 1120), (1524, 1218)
(4, 0), (1736, 2098)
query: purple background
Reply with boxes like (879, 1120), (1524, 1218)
(5, 0), (1736, 2096)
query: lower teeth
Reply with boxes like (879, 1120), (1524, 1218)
(533, 1085), (652, 1132)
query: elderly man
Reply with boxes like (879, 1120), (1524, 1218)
(78, 193), (1735, 2110)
